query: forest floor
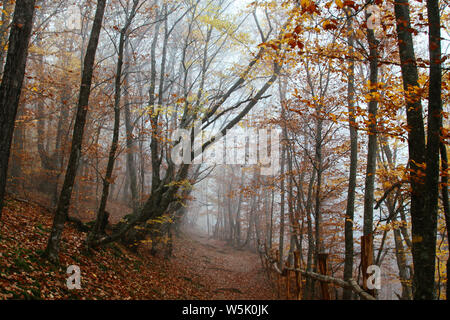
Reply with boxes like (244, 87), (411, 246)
(0, 196), (275, 300)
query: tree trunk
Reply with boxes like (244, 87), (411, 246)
(305, 169), (316, 299)
(278, 78), (288, 269)
(343, 9), (357, 300)
(0, 0), (36, 217)
(87, 0), (139, 247)
(380, 137), (413, 299)
(363, 27), (379, 235)
(313, 113), (323, 265)
(0, 0), (14, 75)
(269, 188), (274, 249)
(418, 0), (442, 300)
(279, 145), (286, 269)
(361, 22), (379, 292)
(440, 142), (449, 300)
(393, 216), (413, 300)
(44, 0), (107, 263)
(123, 84), (139, 209)
(394, 0), (440, 299)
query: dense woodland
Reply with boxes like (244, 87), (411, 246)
(0, 0), (448, 300)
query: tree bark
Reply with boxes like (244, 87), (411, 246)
(362, 24), (378, 247)
(0, 0), (14, 75)
(44, 0), (107, 263)
(87, 0), (139, 247)
(313, 111), (323, 268)
(304, 168), (316, 299)
(123, 77), (139, 210)
(0, 0), (36, 217)
(393, 0), (430, 299)
(440, 142), (449, 300)
(343, 9), (357, 300)
(395, 0), (442, 299)
(278, 78), (287, 269)
(419, 0), (442, 300)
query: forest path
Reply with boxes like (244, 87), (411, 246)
(171, 229), (276, 299)
(0, 196), (274, 299)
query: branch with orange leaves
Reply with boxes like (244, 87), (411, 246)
(374, 179), (408, 210)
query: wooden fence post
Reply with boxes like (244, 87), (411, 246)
(317, 253), (330, 300)
(286, 259), (291, 300)
(361, 234), (375, 297)
(294, 250), (302, 300)
(276, 250), (281, 298)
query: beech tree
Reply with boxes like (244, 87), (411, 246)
(0, 0), (36, 218)
(393, 0), (443, 299)
(45, 0), (107, 263)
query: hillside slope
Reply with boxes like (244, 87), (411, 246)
(0, 197), (274, 300)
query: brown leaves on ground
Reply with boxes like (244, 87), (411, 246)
(168, 233), (275, 300)
(0, 196), (275, 300)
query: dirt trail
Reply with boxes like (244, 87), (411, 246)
(0, 196), (275, 299)
(171, 230), (275, 300)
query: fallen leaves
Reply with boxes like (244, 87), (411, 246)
(0, 196), (274, 300)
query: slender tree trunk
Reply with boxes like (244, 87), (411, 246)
(393, 215), (413, 300)
(241, 200), (254, 248)
(313, 114), (323, 264)
(279, 145), (286, 269)
(440, 142), (449, 300)
(87, 0), (139, 246)
(417, 0), (442, 300)
(10, 105), (24, 179)
(287, 146), (300, 255)
(393, 0), (432, 299)
(122, 15), (138, 211)
(123, 86), (138, 209)
(0, 0), (14, 75)
(51, 77), (71, 207)
(269, 188), (274, 249)
(234, 176), (243, 247)
(343, 10), (357, 300)
(362, 22), (379, 289)
(278, 78), (288, 269)
(379, 138), (413, 299)
(148, 8), (163, 198)
(0, 0), (36, 218)
(305, 169), (316, 299)
(44, 0), (107, 263)
(35, 38), (60, 197)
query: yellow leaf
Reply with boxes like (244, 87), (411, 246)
(301, 0), (311, 7)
